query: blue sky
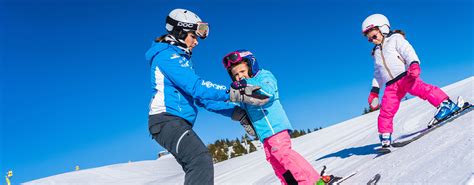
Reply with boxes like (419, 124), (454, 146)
(1, 0), (472, 183)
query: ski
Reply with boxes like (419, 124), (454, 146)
(334, 171), (357, 185)
(326, 176), (342, 185)
(318, 166), (356, 185)
(367, 173), (381, 185)
(374, 147), (391, 156)
(391, 102), (472, 148)
(372, 101), (472, 156)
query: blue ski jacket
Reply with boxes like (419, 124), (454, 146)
(240, 69), (293, 142)
(146, 42), (234, 124)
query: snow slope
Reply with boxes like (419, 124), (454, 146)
(24, 77), (474, 185)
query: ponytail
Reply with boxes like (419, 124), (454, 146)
(392, 30), (406, 38)
(154, 34), (168, 43)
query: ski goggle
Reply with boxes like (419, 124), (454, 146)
(167, 16), (210, 39)
(195, 22), (209, 39)
(222, 51), (247, 69)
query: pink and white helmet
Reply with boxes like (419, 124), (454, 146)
(361, 14), (390, 35)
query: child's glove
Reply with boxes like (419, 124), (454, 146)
(368, 87), (380, 110)
(229, 80), (270, 106)
(407, 62), (421, 79)
(231, 106), (257, 137)
(230, 79), (248, 90)
(229, 86), (269, 106)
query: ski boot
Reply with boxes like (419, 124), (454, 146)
(315, 166), (342, 185)
(428, 97), (464, 128)
(379, 133), (392, 148)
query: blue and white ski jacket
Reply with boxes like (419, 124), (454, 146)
(146, 42), (234, 124)
(240, 69), (293, 142)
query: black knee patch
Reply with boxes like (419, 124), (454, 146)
(283, 170), (298, 185)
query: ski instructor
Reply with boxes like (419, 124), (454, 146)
(145, 8), (268, 184)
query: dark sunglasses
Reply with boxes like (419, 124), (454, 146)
(368, 34), (378, 42)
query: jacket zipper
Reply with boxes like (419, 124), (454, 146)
(260, 106), (275, 134)
(380, 43), (395, 79)
(177, 91), (182, 112)
(397, 55), (407, 65)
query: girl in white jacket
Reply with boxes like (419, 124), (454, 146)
(362, 14), (461, 148)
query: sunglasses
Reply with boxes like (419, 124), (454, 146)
(367, 34), (378, 42)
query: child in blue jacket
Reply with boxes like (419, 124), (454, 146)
(222, 49), (325, 185)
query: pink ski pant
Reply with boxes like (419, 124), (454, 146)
(263, 130), (320, 185)
(378, 76), (448, 133)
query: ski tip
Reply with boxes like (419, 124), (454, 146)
(367, 173), (382, 185)
(463, 102), (472, 109)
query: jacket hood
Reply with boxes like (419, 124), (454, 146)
(145, 42), (185, 61)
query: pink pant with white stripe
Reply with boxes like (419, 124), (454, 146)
(378, 76), (448, 133)
(263, 130), (320, 185)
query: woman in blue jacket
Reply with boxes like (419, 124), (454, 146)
(146, 9), (268, 185)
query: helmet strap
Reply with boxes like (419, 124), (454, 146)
(163, 34), (192, 55)
(247, 64), (254, 78)
(227, 70), (236, 81)
(171, 29), (189, 45)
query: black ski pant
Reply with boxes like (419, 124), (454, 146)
(149, 113), (213, 185)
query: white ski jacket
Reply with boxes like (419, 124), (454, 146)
(372, 33), (420, 88)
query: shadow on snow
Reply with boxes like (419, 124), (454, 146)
(315, 143), (379, 161)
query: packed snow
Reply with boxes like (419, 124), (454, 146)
(24, 77), (474, 185)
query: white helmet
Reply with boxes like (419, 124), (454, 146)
(361, 14), (390, 35)
(166, 8), (209, 40)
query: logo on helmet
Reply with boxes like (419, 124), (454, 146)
(239, 51), (253, 57)
(177, 22), (194, 28)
